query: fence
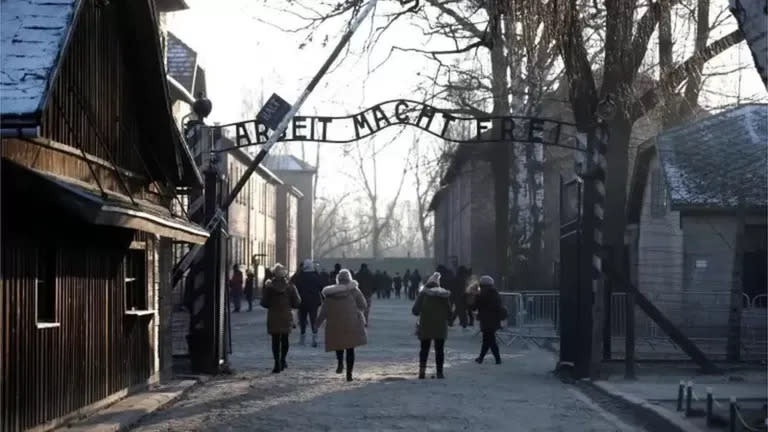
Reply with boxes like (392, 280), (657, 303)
(498, 291), (767, 361)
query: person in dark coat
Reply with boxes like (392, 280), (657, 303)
(260, 264), (301, 373)
(412, 272), (452, 379)
(451, 266), (471, 328)
(294, 259), (325, 347)
(329, 263), (342, 284)
(320, 268), (331, 286)
(383, 271), (392, 299)
(230, 264), (244, 312)
(356, 264), (374, 325)
(472, 275), (505, 364)
(244, 269), (256, 312)
(374, 270), (384, 299)
(403, 269), (411, 299)
(409, 269), (422, 300)
(393, 272), (403, 299)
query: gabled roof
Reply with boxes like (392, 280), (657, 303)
(657, 104), (767, 209)
(166, 32), (198, 94)
(265, 154), (317, 173)
(628, 104), (768, 220)
(1, 0), (78, 117)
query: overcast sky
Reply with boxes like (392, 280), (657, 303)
(166, 0), (767, 202)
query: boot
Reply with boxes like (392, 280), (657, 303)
(436, 366), (445, 379)
(299, 333), (306, 345)
(311, 333), (318, 348)
(336, 362), (344, 374)
(346, 370), (353, 382)
(418, 366), (426, 380)
(272, 361), (281, 374)
(281, 359), (287, 371)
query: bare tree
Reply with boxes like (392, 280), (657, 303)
(346, 138), (411, 258)
(409, 138), (449, 258)
(313, 194), (371, 258)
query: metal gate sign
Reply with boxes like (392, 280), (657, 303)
(256, 93), (292, 130)
(216, 99), (577, 150)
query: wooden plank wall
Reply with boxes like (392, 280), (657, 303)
(0, 230), (155, 431)
(40, 0), (144, 177)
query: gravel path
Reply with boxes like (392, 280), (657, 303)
(132, 298), (641, 431)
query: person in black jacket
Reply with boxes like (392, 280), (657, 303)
(356, 264), (374, 325)
(472, 275), (505, 364)
(393, 272), (403, 299)
(244, 269), (256, 312)
(294, 259), (325, 347)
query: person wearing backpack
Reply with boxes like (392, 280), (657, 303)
(473, 275), (506, 364)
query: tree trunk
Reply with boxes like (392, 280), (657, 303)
(489, 3), (511, 285)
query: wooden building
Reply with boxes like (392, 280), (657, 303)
(0, 0), (207, 430)
(265, 155), (316, 262)
(276, 184), (303, 273)
(626, 105), (767, 348)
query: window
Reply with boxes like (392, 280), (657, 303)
(36, 246), (57, 325)
(650, 168), (668, 218)
(125, 245), (148, 311)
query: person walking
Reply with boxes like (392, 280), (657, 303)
(383, 271), (393, 299)
(412, 272), (451, 379)
(473, 275), (505, 364)
(451, 266), (471, 328)
(409, 269), (422, 300)
(356, 263), (374, 325)
(260, 263), (301, 373)
(375, 270), (383, 299)
(403, 269), (411, 298)
(329, 263), (342, 284)
(244, 269), (256, 312)
(316, 269), (368, 382)
(393, 272), (403, 299)
(294, 259), (324, 347)
(230, 264), (244, 313)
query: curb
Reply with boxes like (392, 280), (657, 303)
(60, 378), (204, 432)
(592, 381), (706, 432)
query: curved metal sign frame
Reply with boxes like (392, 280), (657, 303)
(213, 99), (583, 152)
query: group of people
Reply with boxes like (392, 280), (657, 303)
(232, 259), (508, 381)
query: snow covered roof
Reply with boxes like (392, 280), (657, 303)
(1, 0), (77, 117)
(166, 32), (197, 94)
(657, 104), (768, 209)
(264, 154), (316, 172)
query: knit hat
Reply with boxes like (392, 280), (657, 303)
(337, 269), (352, 284)
(272, 263), (287, 278)
(426, 272), (441, 286)
(479, 275), (495, 286)
(302, 259), (314, 272)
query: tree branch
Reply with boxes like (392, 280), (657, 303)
(631, 29), (745, 120)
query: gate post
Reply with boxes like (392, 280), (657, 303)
(578, 125), (608, 379)
(186, 132), (229, 374)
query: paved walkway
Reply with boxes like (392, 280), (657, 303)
(132, 298), (640, 431)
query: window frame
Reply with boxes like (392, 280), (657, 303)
(35, 244), (59, 328)
(124, 241), (153, 315)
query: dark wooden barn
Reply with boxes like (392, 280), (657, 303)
(0, 0), (206, 430)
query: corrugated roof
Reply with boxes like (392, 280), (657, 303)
(166, 32), (197, 94)
(264, 154), (316, 172)
(657, 104), (768, 209)
(1, 0), (77, 117)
